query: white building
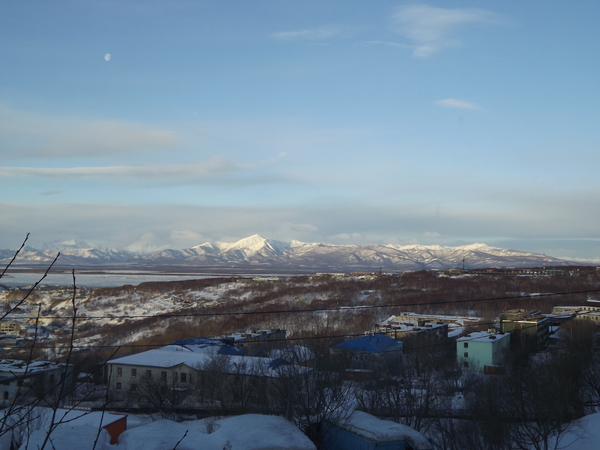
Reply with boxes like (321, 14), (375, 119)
(106, 342), (308, 403)
(0, 359), (72, 404)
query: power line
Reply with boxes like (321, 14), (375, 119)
(10, 319), (563, 355)
(13, 287), (600, 321)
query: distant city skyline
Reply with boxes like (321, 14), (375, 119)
(2, 2), (600, 260)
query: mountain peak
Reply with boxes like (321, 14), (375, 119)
(10, 235), (574, 270)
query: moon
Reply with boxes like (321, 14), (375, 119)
(104, 53), (111, 62)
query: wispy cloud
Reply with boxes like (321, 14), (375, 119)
(40, 190), (64, 196)
(272, 25), (344, 41)
(38, 121), (180, 158)
(366, 40), (413, 50)
(0, 104), (180, 159)
(0, 157), (236, 179)
(436, 98), (479, 110)
(392, 4), (505, 57)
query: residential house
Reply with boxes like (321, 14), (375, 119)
(456, 331), (511, 371)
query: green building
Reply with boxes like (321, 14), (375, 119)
(457, 331), (511, 371)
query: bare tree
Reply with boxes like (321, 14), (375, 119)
(270, 351), (354, 448)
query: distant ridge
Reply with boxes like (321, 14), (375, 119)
(2, 234), (576, 271)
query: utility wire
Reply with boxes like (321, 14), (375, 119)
(11, 287), (600, 321)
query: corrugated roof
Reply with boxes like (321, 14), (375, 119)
(331, 334), (402, 352)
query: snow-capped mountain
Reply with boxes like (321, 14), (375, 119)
(22, 240), (136, 264)
(1, 234), (576, 270)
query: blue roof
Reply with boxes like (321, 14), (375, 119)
(331, 334), (402, 353)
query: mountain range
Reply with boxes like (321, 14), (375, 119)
(0, 234), (576, 271)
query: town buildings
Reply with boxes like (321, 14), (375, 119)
(216, 329), (286, 351)
(0, 359), (72, 404)
(500, 310), (550, 350)
(456, 331), (511, 371)
(330, 334), (403, 367)
(105, 338), (308, 404)
(375, 315), (450, 353)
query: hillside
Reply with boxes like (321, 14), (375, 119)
(1, 234), (575, 271)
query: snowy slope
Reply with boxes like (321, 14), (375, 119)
(1, 235), (575, 270)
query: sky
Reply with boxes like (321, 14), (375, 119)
(2, 1), (600, 259)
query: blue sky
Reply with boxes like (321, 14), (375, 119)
(2, 1), (600, 259)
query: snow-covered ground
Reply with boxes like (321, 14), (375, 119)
(2, 408), (316, 450)
(547, 411), (600, 450)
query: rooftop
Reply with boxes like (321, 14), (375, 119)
(457, 331), (510, 343)
(338, 411), (432, 449)
(331, 334), (402, 353)
(108, 348), (307, 378)
(0, 359), (65, 376)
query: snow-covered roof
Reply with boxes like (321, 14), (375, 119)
(217, 329), (284, 342)
(0, 358), (65, 377)
(269, 344), (316, 363)
(337, 411), (432, 449)
(116, 414), (315, 450)
(457, 331), (510, 343)
(168, 337), (246, 355)
(380, 313), (481, 325)
(108, 349), (307, 377)
(8, 409), (315, 450)
(1, 408), (125, 450)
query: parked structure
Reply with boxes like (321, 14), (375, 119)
(324, 410), (433, 450)
(456, 331), (511, 371)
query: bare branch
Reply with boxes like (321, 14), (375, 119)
(172, 430), (188, 450)
(0, 251), (60, 322)
(0, 232), (29, 281)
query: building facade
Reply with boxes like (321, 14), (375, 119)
(457, 331), (511, 371)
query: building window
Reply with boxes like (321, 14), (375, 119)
(464, 352), (469, 358)
(117, 367), (122, 377)
(131, 369), (137, 378)
(161, 371), (167, 380)
(463, 362), (469, 368)
(116, 382), (122, 391)
(464, 343), (468, 348)
(130, 384), (137, 392)
(180, 373), (187, 383)
(146, 370), (152, 378)
(3, 391), (8, 400)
